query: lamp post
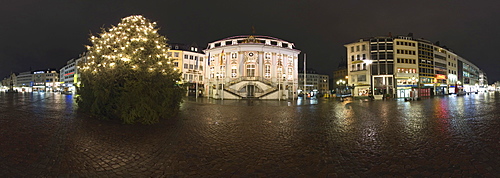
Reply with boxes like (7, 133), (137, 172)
(215, 72), (219, 98)
(282, 74), (286, 99)
(364, 60), (373, 97)
(278, 72), (281, 101)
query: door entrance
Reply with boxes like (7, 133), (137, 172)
(397, 89), (410, 98)
(247, 85), (255, 97)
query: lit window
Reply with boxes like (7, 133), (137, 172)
(210, 55), (215, 65)
(220, 66), (226, 78)
(231, 65), (237, 78)
(247, 64), (255, 77)
(265, 64), (271, 79)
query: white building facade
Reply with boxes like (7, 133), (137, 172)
(167, 43), (205, 96)
(204, 35), (301, 99)
(60, 56), (85, 94)
(16, 71), (33, 92)
(344, 39), (371, 97)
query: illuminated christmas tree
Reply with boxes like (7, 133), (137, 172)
(78, 15), (184, 124)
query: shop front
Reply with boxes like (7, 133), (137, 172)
(396, 77), (418, 98)
(354, 84), (371, 97)
(418, 84), (434, 97)
(435, 84), (448, 95)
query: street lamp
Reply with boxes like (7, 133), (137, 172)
(364, 60), (373, 97)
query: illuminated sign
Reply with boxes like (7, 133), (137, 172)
(64, 72), (75, 76)
(435, 74), (446, 79)
(33, 71), (45, 74)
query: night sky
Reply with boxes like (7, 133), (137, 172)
(2, 0), (500, 83)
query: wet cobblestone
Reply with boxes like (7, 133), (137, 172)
(0, 92), (499, 177)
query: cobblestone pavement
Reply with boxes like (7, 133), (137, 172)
(0, 92), (499, 177)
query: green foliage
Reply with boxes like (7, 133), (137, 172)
(77, 15), (184, 124)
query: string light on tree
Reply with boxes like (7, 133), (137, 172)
(78, 15), (184, 125)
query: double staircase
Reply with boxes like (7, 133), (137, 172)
(222, 77), (279, 99)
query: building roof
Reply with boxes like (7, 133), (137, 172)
(219, 35), (285, 42)
(206, 34), (298, 51)
(168, 43), (205, 54)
